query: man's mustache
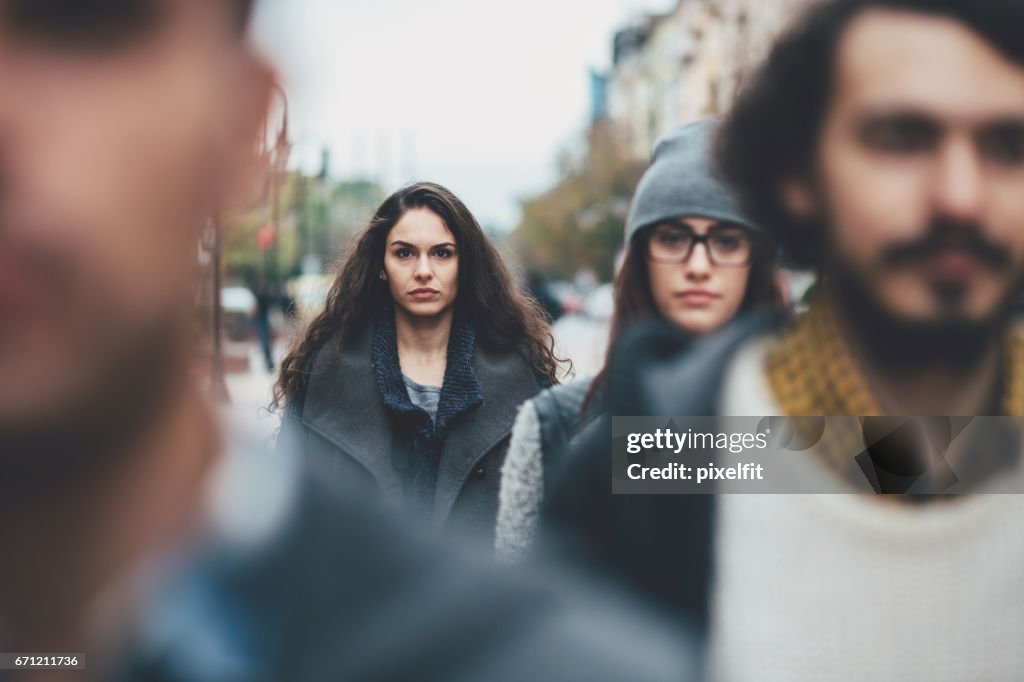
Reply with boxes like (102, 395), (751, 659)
(882, 219), (1011, 271)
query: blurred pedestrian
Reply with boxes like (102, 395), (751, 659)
(496, 120), (783, 561)
(274, 181), (565, 542)
(0, 2), (702, 679)
(527, 270), (565, 322)
(253, 273), (276, 371)
(543, 1), (1024, 679)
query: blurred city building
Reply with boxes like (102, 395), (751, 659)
(605, 0), (812, 160)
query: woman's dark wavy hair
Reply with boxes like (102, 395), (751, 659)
(716, 0), (1024, 271)
(272, 181), (564, 411)
(586, 225), (783, 407)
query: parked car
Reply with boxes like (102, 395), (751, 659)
(220, 286), (257, 341)
(548, 280), (586, 316)
(286, 274), (333, 325)
(583, 283), (614, 321)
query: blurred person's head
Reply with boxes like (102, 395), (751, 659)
(274, 181), (561, 409)
(612, 121), (780, 341)
(0, 0), (271, 470)
(718, 0), (1024, 366)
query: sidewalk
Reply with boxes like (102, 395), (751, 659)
(212, 341), (283, 444)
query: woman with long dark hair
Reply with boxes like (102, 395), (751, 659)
(274, 181), (563, 541)
(496, 120), (784, 560)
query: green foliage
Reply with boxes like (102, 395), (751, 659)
(511, 122), (646, 282)
(222, 172), (385, 284)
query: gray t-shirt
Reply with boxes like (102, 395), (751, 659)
(403, 374), (442, 424)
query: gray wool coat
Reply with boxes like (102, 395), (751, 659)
(278, 326), (545, 542)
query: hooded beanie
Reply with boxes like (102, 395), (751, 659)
(624, 118), (757, 243)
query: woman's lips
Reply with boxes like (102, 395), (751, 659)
(675, 290), (720, 306)
(409, 288), (440, 299)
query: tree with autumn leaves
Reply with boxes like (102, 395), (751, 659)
(511, 122), (646, 283)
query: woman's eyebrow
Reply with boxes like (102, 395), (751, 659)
(389, 241), (457, 249)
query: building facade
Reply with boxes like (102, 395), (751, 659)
(605, 0), (812, 160)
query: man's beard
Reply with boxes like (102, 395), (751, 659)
(825, 220), (1019, 377)
(0, 311), (189, 502)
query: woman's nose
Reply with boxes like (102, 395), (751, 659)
(415, 254), (433, 280)
(683, 242), (713, 278)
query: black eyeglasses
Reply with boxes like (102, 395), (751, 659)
(645, 223), (754, 267)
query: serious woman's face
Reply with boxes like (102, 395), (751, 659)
(645, 216), (752, 335)
(384, 208), (459, 320)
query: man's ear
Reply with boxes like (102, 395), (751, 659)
(780, 177), (817, 220)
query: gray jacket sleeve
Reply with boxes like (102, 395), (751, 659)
(495, 400), (545, 562)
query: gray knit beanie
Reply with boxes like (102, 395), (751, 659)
(624, 119), (757, 243)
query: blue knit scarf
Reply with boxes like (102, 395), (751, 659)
(371, 309), (483, 515)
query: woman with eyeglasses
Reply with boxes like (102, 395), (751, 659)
(496, 119), (784, 561)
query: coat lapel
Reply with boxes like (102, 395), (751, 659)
(432, 346), (542, 528)
(300, 327), (405, 498)
(300, 323), (542, 528)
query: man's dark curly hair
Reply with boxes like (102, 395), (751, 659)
(716, 0), (1024, 270)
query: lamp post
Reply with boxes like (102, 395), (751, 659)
(203, 82), (290, 403)
(202, 217), (231, 403)
(264, 84), (291, 285)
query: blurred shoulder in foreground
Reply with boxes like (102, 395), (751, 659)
(114, 425), (702, 682)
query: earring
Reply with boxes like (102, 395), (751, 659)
(379, 271), (387, 281)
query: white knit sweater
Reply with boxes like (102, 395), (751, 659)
(495, 400), (544, 562)
(711, 338), (1024, 681)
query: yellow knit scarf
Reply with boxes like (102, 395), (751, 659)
(765, 300), (1024, 481)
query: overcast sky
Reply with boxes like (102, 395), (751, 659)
(253, 0), (675, 230)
